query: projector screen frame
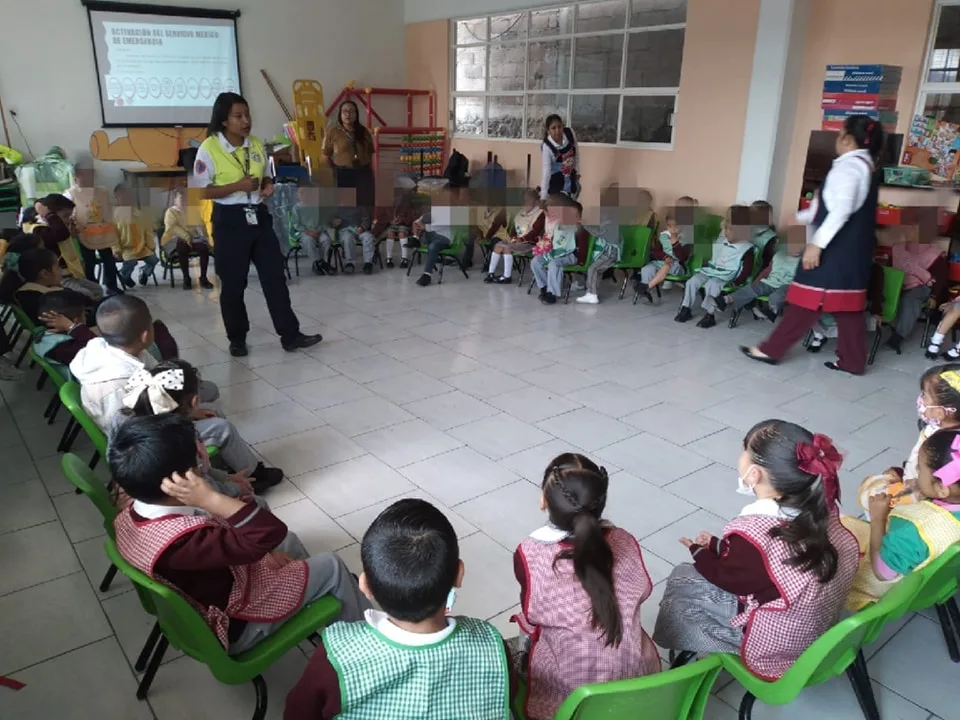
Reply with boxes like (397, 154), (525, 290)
(82, 0), (243, 128)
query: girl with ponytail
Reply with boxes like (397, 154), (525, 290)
(511, 453), (660, 720)
(653, 420), (860, 680)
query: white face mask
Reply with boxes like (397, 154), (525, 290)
(737, 466), (757, 496)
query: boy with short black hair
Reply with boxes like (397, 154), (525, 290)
(34, 290), (95, 373)
(284, 498), (512, 720)
(15, 248), (67, 323)
(70, 294), (284, 492)
(109, 414), (369, 655)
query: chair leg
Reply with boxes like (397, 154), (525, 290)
(14, 338), (31, 368)
(527, 274), (536, 295)
(459, 259), (469, 280)
(845, 649), (880, 720)
(251, 675), (269, 720)
(134, 622), (162, 673)
(37, 370), (47, 391)
(935, 601), (960, 662)
(669, 650), (696, 669)
(738, 692), (756, 720)
(618, 276), (628, 300)
(136, 635), (168, 700)
(89, 449), (101, 471)
(563, 275), (572, 304)
(729, 308), (742, 329)
(48, 396), (62, 425)
(868, 329), (882, 366)
(99, 564), (118, 592)
(43, 392), (59, 420)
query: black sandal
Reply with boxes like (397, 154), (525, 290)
(740, 346), (778, 365)
(824, 361), (862, 376)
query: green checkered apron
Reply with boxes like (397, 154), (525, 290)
(323, 617), (511, 719)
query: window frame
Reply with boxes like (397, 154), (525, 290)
(915, 0), (960, 123)
(449, 1), (686, 150)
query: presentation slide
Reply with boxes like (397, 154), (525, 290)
(87, 8), (241, 126)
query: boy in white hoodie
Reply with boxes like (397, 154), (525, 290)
(69, 295), (283, 493)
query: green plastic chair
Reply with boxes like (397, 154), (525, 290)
(104, 537), (343, 718)
(868, 265), (905, 366)
(513, 655), (722, 720)
(909, 543), (960, 661)
(719, 572), (923, 720)
(9, 303), (37, 368)
(560, 235), (597, 304)
(613, 225), (652, 300)
(28, 334), (69, 428)
(59, 381), (107, 469)
(283, 209), (306, 279)
(406, 228), (470, 284)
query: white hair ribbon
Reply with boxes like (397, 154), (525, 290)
(121, 368), (184, 415)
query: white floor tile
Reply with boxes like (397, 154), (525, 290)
(486, 385), (585, 424)
(455, 480), (546, 550)
(400, 446), (520, 506)
(446, 367), (530, 400)
(0, 480), (57, 535)
(363, 370), (453, 406)
(283, 375), (374, 411)
(317, 396), (415, 437)
(663, 464), (748, 521)
(604, 471), (698, 540)
(596, 433), (712, 486)
(193, 361), (261, 388)
(292, 454), (416, 517)
(621, 404), (729, 446)
(1, 639), (155, 720)
(409, 349), (484, 378)
(456, 532), (520, 622)
(73, 535), (132, 599)
(271, 499), (353, 554)
(252, 356), (338, 389)
(641, 509), (730, 566)
(330, 353), (411, 384)
(0, 572), (112, 675)
(0, 521), (81, 596)
(537, 407), (639, 452)
(403, 390), (500, 430)
(353, 419), (463, 468)
(565, 381), (662, 419)
(684, 428), (745, 468)
(52, 491), (107, 543)
(336, 491), (478, 543)
(228, 401), (323, 445)
(448, 413), (553, 461)
(102, 589), (184, 669)
(255, 426), (366, 476)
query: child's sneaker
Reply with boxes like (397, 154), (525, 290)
(576, 293), (599, 305)
(662, 281), (675, 291)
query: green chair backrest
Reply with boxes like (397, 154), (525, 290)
(694, 212), (723, 247)
(11, 303), (37, 334)
(60, 381), (108, 457)
(441, 228), (468, 255)
(554, 655), (722, 720)
(104, 537), (233, 673)
(286, 209), (301, 248)
(29, 339), (69, 388)
(61, 452), (116, 529)
(723, 572), (922, 700)
(879, 265), (906, 324)
(911, 543), (960, 611)
(618, 225), (652, 267)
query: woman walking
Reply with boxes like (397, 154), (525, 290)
(193, 92), (321, 357)
(741, 115), (883, 375)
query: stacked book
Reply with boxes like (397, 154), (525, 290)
(821, 65), (901, 133)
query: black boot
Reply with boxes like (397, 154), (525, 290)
(674, 306), (692, 323)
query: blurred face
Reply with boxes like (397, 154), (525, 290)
(835, 130), (857, 156)
(638, 191), (652, 213)
(174, 191), (185, 210)
(337, 188), (356, 207)
(114, 187), (132, 207)
(75, 168), (95, 188)
(39, 262), (62, 287)
(523, 192), (537, 211)
(547, 119), (564, 144)
(340, 103), (358, 127)
(223, 102), (251, 138)
(750, 204), (771, 227)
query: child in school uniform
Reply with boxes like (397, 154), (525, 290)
(32, 194), (103, 301)
(675, 205), (753, 328)
(806, 262), (885, 353)
(67, 162), (122, 294)
(577, 185), (623, 305)
(161, 187), (213, 290)
(322, 188), (377, 275)
(14, 248), (99, 324)
(108, 413), (369, 656)
(844, 425), (960, 610)
(633, 196), (697, 303)
(411, 187), (469, 288)
(531, 194), (589, 305)
(32, 290), (97, 379)
(69, 294), (284, 493)
(285, 499), (513, 720)
(376, 187), (419, 270)
(113, 183), (160, 288)
(512, 454), (659, 720)
(726, 223), (799, 324)
(654, 420), (860, 679)
(290, 182), (334, 276)
(485, 189), (545, 284)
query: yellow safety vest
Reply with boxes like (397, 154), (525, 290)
(199, 135), (268, 188)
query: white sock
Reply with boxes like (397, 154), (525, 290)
(932, 332), (945, 345)
(502, 254), (513, 278)
(386, 238), (395, 259)
(813, 332), (825, 341)
(488, 252), (499, 274)
(400, 240), (409, 260)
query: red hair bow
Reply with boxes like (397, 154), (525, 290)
(796, 434), (843, 504)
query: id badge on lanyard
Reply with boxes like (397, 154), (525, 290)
(234, 147), (258, 225)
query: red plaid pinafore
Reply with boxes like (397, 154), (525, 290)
(513, 527), (661, 720)
(724, 513), (860, 679)
(114, 506), (308, 648)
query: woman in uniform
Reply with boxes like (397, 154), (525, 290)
(193, 92), (321, 357)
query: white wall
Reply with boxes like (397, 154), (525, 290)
(0, 0), (405, 184)
(405, 0), (550, 23)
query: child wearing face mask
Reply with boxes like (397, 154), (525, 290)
(653, 420), (860, 679)
(843, 426), (960, 610)
(858, 364), (960, 512)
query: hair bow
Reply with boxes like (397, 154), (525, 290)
(796, 434), (843, 504)
(121, 368), (184, 415)
(934, 435), (960, 487)
(942, 370), (960, 394)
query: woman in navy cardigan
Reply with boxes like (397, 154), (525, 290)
(741, 116), (883, 375)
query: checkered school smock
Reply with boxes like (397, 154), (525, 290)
(513, 527), (661, 720)
(113, 506), (308, 648)
(322, 617), (511, 720)
(725, 513), (860, 679)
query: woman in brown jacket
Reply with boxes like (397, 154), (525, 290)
(323, 100), (375, 208)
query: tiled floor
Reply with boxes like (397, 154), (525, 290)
(0, 266), (950, 719)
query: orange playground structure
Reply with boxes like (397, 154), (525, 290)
(325, 83), (446, 177)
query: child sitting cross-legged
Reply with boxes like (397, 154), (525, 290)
(633, 196), (697, 303)
(109, 413), (370, 655)
(654, 420), (860, 678)
(285, 498), (514, 720)
(69, 294), (284, 493)
(675, 204), (753, 328)
(844, 425), (960, 610)
(531, 193), (589, 306)
(512, 453), (660, 720)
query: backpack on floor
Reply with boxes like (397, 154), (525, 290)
(443, 150), (469, 188)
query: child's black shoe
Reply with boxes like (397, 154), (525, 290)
(386, 259), (395, 269)
(697, 313), (716, 328)
(885, 331), (903, 355)
(416, 273), (432, 287)
(312, 260), (326, 276)
(251, 462), (284, 493)
(484, 273), (495, 283)
(714, 295), (728, 312)
(674, 306), (692, 323)
(399, 258), (409, 269)
(363, 262), (373, 275)
(541, 291), (556, 305)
